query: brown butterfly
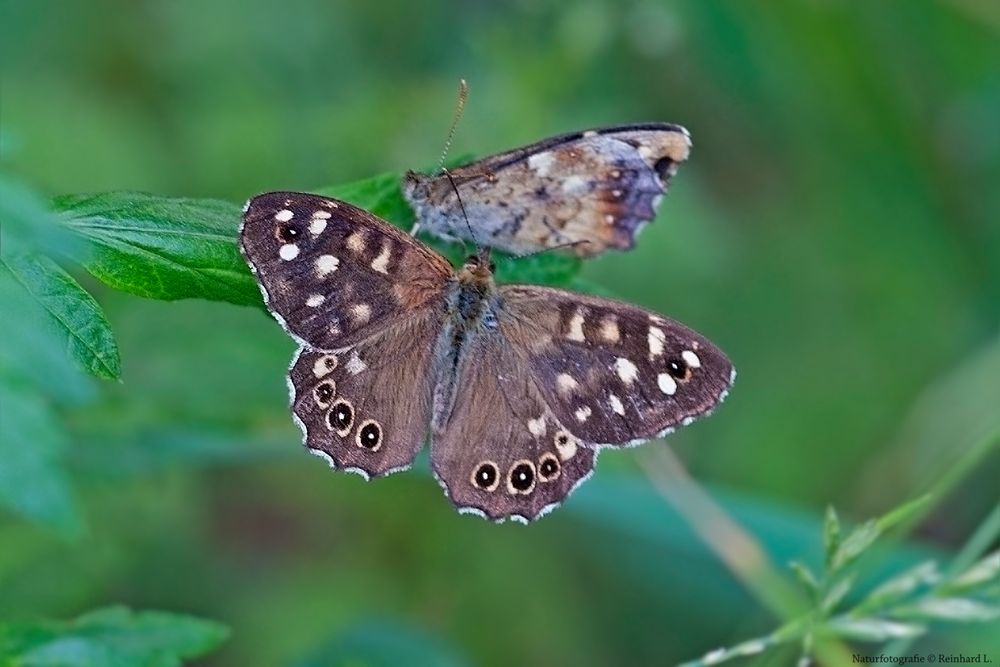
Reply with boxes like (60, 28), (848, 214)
(240, 192), (733, 522)
(402, 123), (691, 258)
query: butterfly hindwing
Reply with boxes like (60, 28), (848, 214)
(430, 333), (596, 522)
(289, 308), (445, 477)
(403, 123), (691, 257)
(499, 286), (734, 446)
(240, 191), (453, 349)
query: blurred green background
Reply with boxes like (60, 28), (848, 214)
(2, 1), (998, 665)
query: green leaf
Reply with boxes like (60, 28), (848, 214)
(947, 551), (999, 592)
(830, 496), (931, 572)
(2, 254), (120, 380)
(825, 617), (925, 642)
(821, 575), (854, 613)
(54, 192), (259, 306)
(319, 171), (415, 227)
(855, 561), (939, 612)
(894, 597), (1000, 622)
(788, 560), (821, 595)
(0, 381), (80, 535)
(0, 174), (82, 259)
(0, 606), (229, 667)
(681, 634), (776, 667)
(823, 506), (841, 569)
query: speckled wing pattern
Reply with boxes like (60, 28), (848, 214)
(240, 192), (451, 479)
(499, 286), (735, 446)
(240, 191), (452, 350)
(240, 191), (733, 523)
(429, 329), (597, 522)
(403, 123), (691, 257)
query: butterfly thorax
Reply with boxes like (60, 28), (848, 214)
(449, 254), (499, 337)
(431, 253), (500, 431)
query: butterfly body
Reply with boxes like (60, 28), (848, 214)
(241, 192), (733, 522)
(403, 123), (691, 257)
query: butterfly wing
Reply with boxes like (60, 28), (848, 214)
(242, 192), (454, 477)
(240, 191), (453, 349)
(498, 286), (734, 446)
(288, 309), (443, 478)
(430, 333), (596, 522)
(403, 123), (691, 257)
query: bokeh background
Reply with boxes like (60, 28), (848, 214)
(2, 1), (998, 665)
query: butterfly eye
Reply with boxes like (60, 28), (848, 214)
(327, 399), (354, 436)
(313, 380), (336, 407)
(471, 461), (500, 491)
(666, 357), (691, 381)
(507, 460), (536, 495)
(275, 223), (301, 243)
(356, 420), (382, 451)
(538, 453), (561, 482)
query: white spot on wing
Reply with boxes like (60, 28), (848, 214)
(556, 436), (577, 461)
(583, 130), (597, 138)
(609, 393), (625, 416)
(566, 309), (586, 342)
(561, 175), (588, 194)
(527, 417), (546, 436)
(527, 151), (555, 177)
(648, 326), (666, 359)
(658, 372), (677, 395)
(370, 244), (391, 274)
(279, 243), (300, 261)
(682, 350), (701, 369)
(557, 373), (579, 394)
(346, 351), (367, 375)
(575, 406), (592, 422)
(312, 355), (337, 377)
(599, 317), (620, 343)
(275, 209), (294, 222)
(350, 303), (371, 325)
(346, 232), (365, 253)
(309, 215), (328, 235)
(305, 294), (325, 307)
(614, 357), (638, 384)
(315, 254), (339, 276)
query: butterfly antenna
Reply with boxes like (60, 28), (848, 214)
(436, 79), (469, 173)
(443, 168), (481, 251)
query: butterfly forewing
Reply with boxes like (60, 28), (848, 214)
(499, 286), (734, 446)
(404, 123), (691, 257)
(240, 191), (453, 350)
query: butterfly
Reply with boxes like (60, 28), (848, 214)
(402, 123), (691, 258)
(240, 192), (733, 522)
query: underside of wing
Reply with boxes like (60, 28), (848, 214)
(404, 123), (691, 257)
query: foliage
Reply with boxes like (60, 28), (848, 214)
(2, 2), (999, 666)
(0, 606), (229, 667)
(683, 499), (1000, 666)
